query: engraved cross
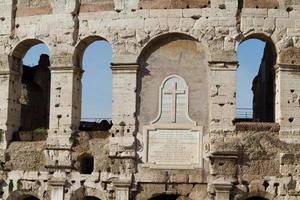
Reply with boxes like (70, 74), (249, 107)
(164, 81), (185, 123)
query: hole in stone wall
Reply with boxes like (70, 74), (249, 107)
(17, 43), (51, 133)
(286, 7), (293, 12)
(79, 153), (94, 174)
(78, 39), (113, 132)
(236, 38), (277, 122)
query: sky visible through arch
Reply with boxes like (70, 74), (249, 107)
(22, 39), (266, 120)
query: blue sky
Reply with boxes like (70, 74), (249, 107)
(236, 39), (266, 109)
(23, 39), (265, 120)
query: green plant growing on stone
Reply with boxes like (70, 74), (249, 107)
(17, 179), (22, 190)
(32, 127), (48, 135)
(8, 180), (13, 193)
(69, 131), (79, 146)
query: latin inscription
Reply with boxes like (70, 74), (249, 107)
(148, 129), (200, 166)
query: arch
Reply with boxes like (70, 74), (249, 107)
(235, 191), (273, 200)
(73, 35), (113, 129)
(6, 38), (51, 140)
(79, 153), (94, 174)
(236, 32), (278, 56)
(70, 187), (107, 200)
(6, 190), (40, 200)
(236, 32), (277, 122)
(82, 197), (101, 200)
(73, 35), (109, 68)
(149, 194), (180, 200)
(10, 38), (50, 60)
(137, 32), (206, 63)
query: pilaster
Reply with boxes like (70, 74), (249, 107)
(46, 53), (83, 170)
(209, 62), (238, 132)
(213, 178), (233, 200)
(0, 54), (20, 148)
(276, 64), (300, 143)
(49, 175), (66, 200)
(111, 63), (138, 127)
(113, 180), (131, 200)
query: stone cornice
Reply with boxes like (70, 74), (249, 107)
(111, 63), (139, 73)
(275, 63), (300, 72)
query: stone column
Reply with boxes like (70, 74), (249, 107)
(111, 63), (138, 126)
(49, 177), (66, 200)
(276, 64), (300, 142)
(113, 181), (131, 200)
(109, 63), (137, 199)
(209, 62), (237, 131)
(0, 54), (21, 148)
(45, 54), (82, 169)
(213, 178), (232, 200)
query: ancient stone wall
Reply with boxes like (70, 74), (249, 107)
(0, 0), (299, 200)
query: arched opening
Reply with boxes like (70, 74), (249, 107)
(70, 187), (107, 200)
(79, 153), (94, 174)
(149, 194), (180, 200)
(74, 37), (113, 132)
(23, 196), (40, 200)
(6, 193), (40, 200)
(82, 197), (101, 200)
(246, 197), (268, 200)
(9, 40), (50, 140)
(236, 37), (277, 123)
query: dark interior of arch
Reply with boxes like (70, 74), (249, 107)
(23, 196), (40, 200)
(20, 54), (50, 131)
(149, 194), (180, 200)
(82, 197), (101, 200)
(246, 197), (268, 200)
(80, 153), (94, 174)
(252, 40), (276, 122)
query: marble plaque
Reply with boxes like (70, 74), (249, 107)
(148, 129), (201, 167)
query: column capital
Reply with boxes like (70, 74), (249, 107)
(209, 62), (238, 71)
(275, 63), (300, 72)
(112, 180), (132, 188)
(213, 180), (233, 192)
(111, 63), (139, 73)
(48, 178), (66, 187)
(49, 66), (83, 74)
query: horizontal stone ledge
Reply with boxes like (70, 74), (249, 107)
(49, 66), (83, 72)
(275, 64), (300, 72)
(111, 63), (139, 72)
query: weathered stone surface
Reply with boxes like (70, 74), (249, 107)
(0, 1), (299, 200)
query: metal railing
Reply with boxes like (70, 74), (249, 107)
(81, 118), (112, 123)
(236, 108), (253, 119)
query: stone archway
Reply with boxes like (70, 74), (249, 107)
(82, 196), (101, 200)
(149, 194), (180, 200)
(6, 191), (40, 200)
(22, 196), (40, 200)
(70, 187), (107, 200)
(246, 197), (268, 200)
